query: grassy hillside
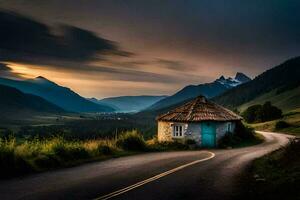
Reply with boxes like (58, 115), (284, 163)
(247, 108), (300, 135)
(238, 86), (300, 113)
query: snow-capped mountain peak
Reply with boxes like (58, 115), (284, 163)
(215, 73), (251, 88)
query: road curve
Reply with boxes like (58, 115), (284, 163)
(0, 131), (293, 200)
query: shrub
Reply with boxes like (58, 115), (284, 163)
(116, 130), (146, 151)
(219, 132), (241, 148)
(242, 102), (282, 123)
(275, 121), (291, 130)
(51, 141), (89, 161)
(97, 145), (113, 155)
(148, 140), (189, 151)
(185, 139), (197, 145)
(235, 122), (255, 140)
(242, 104), (262, 123)
(219, 122), (256, 148)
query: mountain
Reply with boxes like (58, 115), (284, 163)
(148, 72), (251, 110)
(89, 95), (168, 112)
(0, 76), (115, 113)
(213, 56), (300, 111)
(0, 84), (64, 120)
(235, 72), (252, 83)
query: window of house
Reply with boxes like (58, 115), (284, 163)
(173, 124), (184, 138)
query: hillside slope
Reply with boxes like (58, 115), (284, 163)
(213, 57), (300, 110)
(238, 86), (300, 113)
(0, 76), (115, 113)
(0, 84), (64, 119)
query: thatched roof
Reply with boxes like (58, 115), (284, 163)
(157, 96), (242, 122)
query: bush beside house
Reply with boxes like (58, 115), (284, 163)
(218, 122), (262, 148)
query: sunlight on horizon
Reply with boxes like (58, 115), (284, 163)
(6, 62), (175, 98)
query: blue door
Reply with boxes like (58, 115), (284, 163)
(201, 122), (216, 148)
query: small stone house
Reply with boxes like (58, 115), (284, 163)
(157, 96), (242, 147)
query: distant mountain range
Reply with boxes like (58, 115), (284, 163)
(1, 55), (298, 119)
(89, 95), (167, 112)
(213, 56), (300, 112)
(148, 72), (251, 110)
(0, 76), (115, 113)
(136, 57), (300, 126)
(0, 84), (64, 120)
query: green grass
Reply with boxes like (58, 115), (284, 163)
(0, 130), (193, 178)
(238, 86), (300, 113)
(238, 139), (300, 199)
(0, 135), (121, 178)
(247, 109), (300, 136)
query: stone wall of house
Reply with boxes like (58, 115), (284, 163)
(158, 120), (237, 146)
(158, 121), (202, 144)
(216, 121), (236, 143)
(157, 121), (173, 142)
(185, 123), (202, 144)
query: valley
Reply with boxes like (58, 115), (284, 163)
(1, 56), (299, 141)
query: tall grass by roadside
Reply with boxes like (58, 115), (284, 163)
(0, 136), (116, 178)
(0, 130), (192, 178)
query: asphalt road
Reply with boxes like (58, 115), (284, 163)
(0, 131), (293, 200)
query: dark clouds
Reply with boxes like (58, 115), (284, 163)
(0, 62), (22, 78)
(0, 10), (131, 64)
(0, 63), (13, 78)
(155, 59), (194, 71)
(0, 10), (206, 84)
(1, 1), (300, 70)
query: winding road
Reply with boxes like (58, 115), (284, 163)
(0, 131), (293, 200)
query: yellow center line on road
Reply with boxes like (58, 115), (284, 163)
(93, 151), (215, 200)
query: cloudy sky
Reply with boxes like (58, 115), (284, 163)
(0, 0), (299, 98)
